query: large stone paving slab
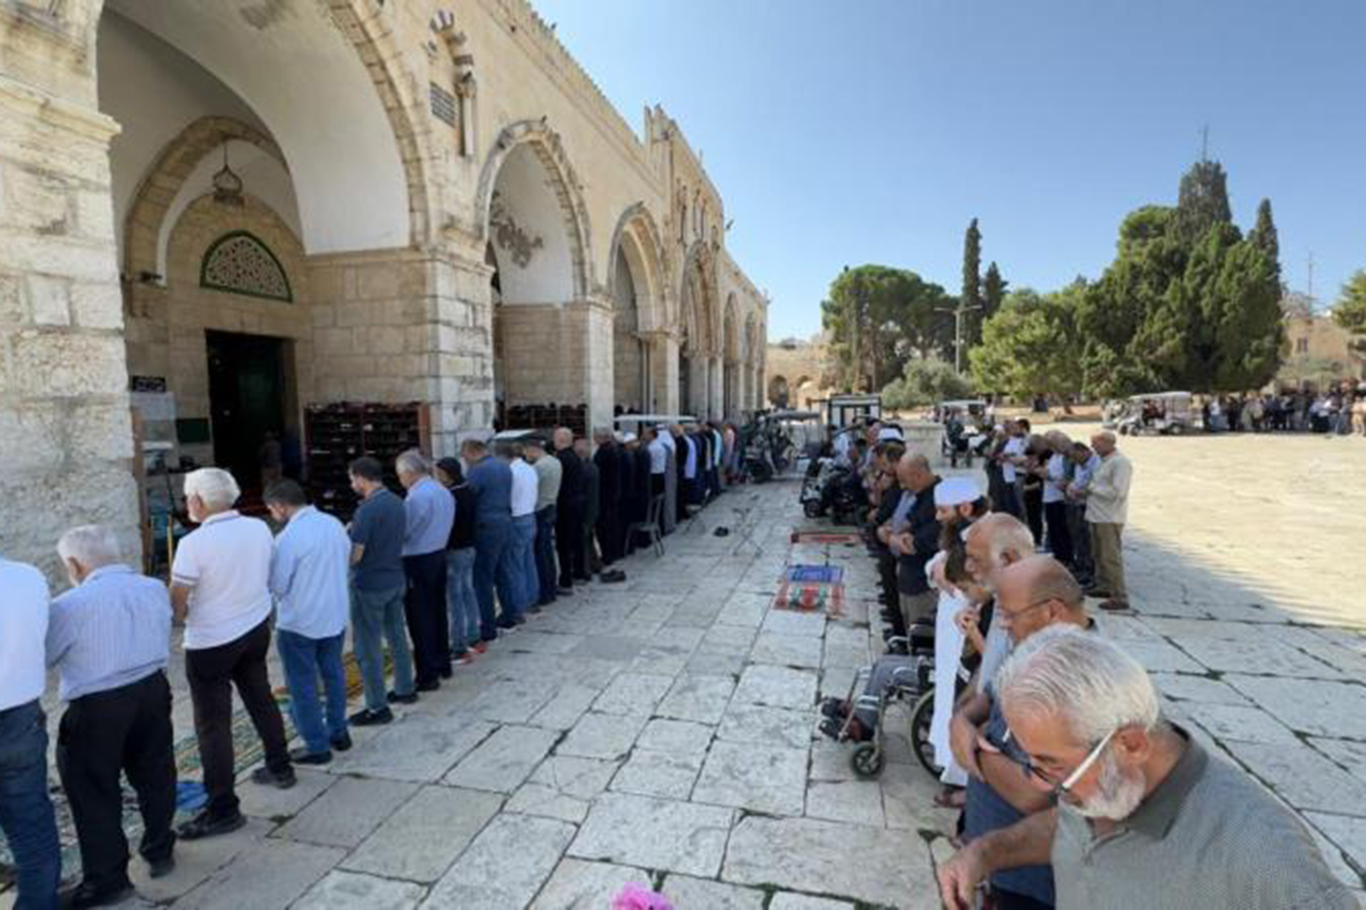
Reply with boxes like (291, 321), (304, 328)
(529, 755), (622, 799)
(557, 711), (647, 760)
(751, 631), (824, 668)
(1222, 740), (1366, 813)
(636, 718), (716, 756)
(656, 674), (737, 724)
(328, 714), (497, 782)
(732, 664), (818, 710)
(660, 874), (766, 909)
(342, 785), (503, 883)
(1223, 675), (1366, 739)
(569, 792), (735, 877)
(723, 816), (939, 909)
(292, 870), (426, 910)
(610, 748), (705, 799)
(173, 839), (346, 910)
(591, 673), (676, 716)
(529, 859), (651, 910)
(422, 814), (576, 910)
(693, 740), (808, 816)
(716, 701), (814, 749)
(445, 724), (560, 792)
(274, 776), (418, 848)
(1176, 637), (1350, 679)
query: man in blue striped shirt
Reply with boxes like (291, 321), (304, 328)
(399, 450), (455, 689)
(47, 525), (177, 908)
(266, 480), (353, 765)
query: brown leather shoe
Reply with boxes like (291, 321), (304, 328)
(1098, 599), (1131, 612)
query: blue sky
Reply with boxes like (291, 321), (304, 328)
(535, 0), (1366, 340)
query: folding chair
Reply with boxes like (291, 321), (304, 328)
(626, 494), (666, 557)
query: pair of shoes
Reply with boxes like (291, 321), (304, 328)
(439, 667), (453, 679)
(528, 605), (543, 614)
(177, 810), (246, 841)
(472, 641), (489, 654)
(1085, 588), (1112, 599)
(59, 880), (134, 909)
(453, 653), (474, 665)
(601, 569), (626, 583)
(349, 707), (394, 726)
(331, 732), (353, 752)
(557, 585), (574, 595)
(289, 747), (332, 766)
(819, 697), (848, 720)
(1099, 599), (1131, 612)
(146, 853), (176, 879)
(250, 765), (297, 789)
(387, 690), (419, 705)
(415, 679), (441, 693)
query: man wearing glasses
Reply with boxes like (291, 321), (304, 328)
(939, 627), (1355, 910)
(951, 555), (1093, 910)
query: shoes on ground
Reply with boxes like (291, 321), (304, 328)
(557, 586), (575, 595)
(1085, 588), (1112, 599)
(289, 747), (332, 765)
(349, 707), (394, 726)
(387, 690), (419, 705)
(250, 765), (297, 789)
(415, 679), (441, 693)
(453, 653), (474, 665)
(331, 732), (353, 752)
(819, 697), (848, 720)
(146, 852), (176, 879)
(1098, 599), (1131, 612)
(472, 641), (489, 654)
(59, 880), (134, 909)
(177, 810), (246, 841)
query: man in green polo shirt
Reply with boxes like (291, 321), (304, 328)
(938, 627), (1356, 910)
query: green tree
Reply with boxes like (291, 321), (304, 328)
(881, 358), (973, 410)
(961, 218), (983, 349)
(1175, 158), (1232, 243)
(982, 262), (1008, 317)
(820, 265), (955, 392)
(1248, 198), (1280, 281)
(1333, 269), (1366, 354)
(969, 286), (1085, 401)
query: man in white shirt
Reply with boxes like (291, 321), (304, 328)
(1041, 430), (1075, 566)
(0, 556), (60, 909)
(48, 525), (177, 906)
(171, 467), (295, 841)
(997, 420), (1028, 518)
(505, 442), (540, 625)
(265, 480), (353, 765)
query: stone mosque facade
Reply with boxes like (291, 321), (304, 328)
(0, 0), (769, 574)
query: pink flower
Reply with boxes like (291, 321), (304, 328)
(612, 882), (675, 910)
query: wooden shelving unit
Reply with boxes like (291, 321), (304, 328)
(304, 402), (429, 521)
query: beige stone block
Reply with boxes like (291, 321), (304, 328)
(314, 327), (355, 357)
(74, 190), (115, 241)
(0, 273), (23, 324)
(357, 266), (400, 300)
(2, 163), (68, 232)
(69, 282), (124, 330)
(308, 267), (344, 302)
(1, 234), (118, 282)
(361, 325), (405, 355)
(9, 330), (127, 397)
(311, 304), (336, 327)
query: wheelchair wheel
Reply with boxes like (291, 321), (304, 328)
(910, 688), (942, 777)
(850, 743), (885, 779)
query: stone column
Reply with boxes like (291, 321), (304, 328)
(580, 297), (615, 433)
(708, 355), (723, 420)
(647, 332), (678, 414)
(688, 356), (709, 418)
(0, 25), (139, 577)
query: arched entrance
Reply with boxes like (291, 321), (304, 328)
(607, 204), (667, 414)
(723, 295), (740, 419)
(679, 244), (716, 417)
(477, 124), (595, 433)
(769, 375), (790, 409)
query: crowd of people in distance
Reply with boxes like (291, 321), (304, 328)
(1202, 383), (1366, 435)
(821, 416), (1355, 909)
(0, 420), (744, 910)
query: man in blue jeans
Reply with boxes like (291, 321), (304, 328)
(462, 437), (516, 642)
(504, 441), (539, 624)
(266, 480), (352, 763)
(347, 457), (416, 726)
(0, 556), (61, 910)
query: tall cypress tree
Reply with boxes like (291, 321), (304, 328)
(961, 218), (983, 352)
(982, 261), (1007, 317)
(1175, 158), (1233, 244)
(1248, 198), (1280, 281)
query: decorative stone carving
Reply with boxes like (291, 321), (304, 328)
(200, 230), (293, 302)
(489, 190), (543, 268)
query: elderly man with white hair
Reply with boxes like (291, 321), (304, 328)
(938, 627), (1357, 910)
(0, 555), (61, 909)
(397, 449), (455, 689)
(47, 525), (177, 907)
(171, 467), (294, 842)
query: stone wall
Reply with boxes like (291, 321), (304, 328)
(0, 48), (137, 576)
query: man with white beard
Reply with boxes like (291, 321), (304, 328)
(938, 628), (1356, 910)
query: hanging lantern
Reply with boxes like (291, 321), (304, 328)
(212, 141), (245, 207)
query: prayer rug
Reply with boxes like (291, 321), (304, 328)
(789, 530), (862, 546)
(773, 564), (845, 615)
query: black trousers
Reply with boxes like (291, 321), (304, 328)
(185, 618), (290, 819)
(993, 887), (1054, 910)
(1043, 500), (1074, 565)
(596, 507), (622, 565)
(404, 550), (451, 685)
(57, 671), (176, 890)
(1023, 487), (1044, 544)
(556, 501), (587, 585)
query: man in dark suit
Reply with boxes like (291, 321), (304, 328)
(553, 427), (588, 587)
(592, 428), (623, 566)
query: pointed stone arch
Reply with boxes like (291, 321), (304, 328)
(475, 119), (594, 300)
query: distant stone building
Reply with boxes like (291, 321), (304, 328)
(0, 0), (768, 575)
(1280, 313), (1365, 386)
(766, 335), (835, 409)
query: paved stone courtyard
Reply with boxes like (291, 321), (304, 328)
(6, 427), (1366, 909)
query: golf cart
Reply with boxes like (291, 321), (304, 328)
(1105, 392), (1195, 436)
